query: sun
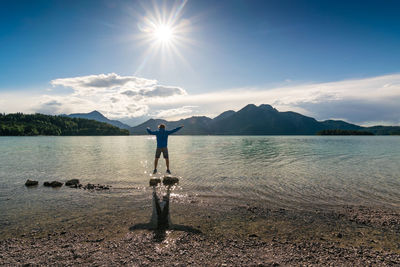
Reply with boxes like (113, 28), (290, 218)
(153, 24), (174, 43)
(136, 0), (192, 49)
(134, 0), (194, 73)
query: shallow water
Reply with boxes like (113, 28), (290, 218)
(1, 136), (400, 237)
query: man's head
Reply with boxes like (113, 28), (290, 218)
(158, 124), (166, 129)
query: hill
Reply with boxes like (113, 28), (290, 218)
(65, 111), (131, 130)
(0, 113), (129, 136)
(319, 120), (363, 130)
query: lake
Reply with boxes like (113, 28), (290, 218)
(1, 136), (400, 237)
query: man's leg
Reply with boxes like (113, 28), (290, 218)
(154, 158), (159, 170)
(165, 158), (170, 170)
(163, 148), (170, 173)
(154, 148), (161, 173)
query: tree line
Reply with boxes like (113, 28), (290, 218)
(317, 129), (374, 135)
(0, 113), (129, 136)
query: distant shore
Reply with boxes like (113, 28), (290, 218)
(1, 195), (399, 266)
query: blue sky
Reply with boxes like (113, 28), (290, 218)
(1, 0), (400, 126)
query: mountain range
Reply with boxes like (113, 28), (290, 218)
(66, 104), (400, 135)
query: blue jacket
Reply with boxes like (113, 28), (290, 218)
(146, 126), (182, 148)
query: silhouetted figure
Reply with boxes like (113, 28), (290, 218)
(129, 178), (201, 242)
(151, 186), (171, 229)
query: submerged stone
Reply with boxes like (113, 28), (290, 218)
(85, 183), (95, 190)
(65, 179), (80, 186)
(83, 183), (109, 190)
(25, 179), (38, 186)
(43, 181), (63, 187)
(96, 185), (109, 190)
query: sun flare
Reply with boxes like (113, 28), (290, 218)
(153, 24), (174, 43)
(134, 0), (193, 73)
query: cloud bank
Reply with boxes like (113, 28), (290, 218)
(40, 73), (186, 119)
(1, 73), (400, 126)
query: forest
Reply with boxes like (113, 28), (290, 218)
(317, 129), (374, 135)
(0, 113), (129, 136)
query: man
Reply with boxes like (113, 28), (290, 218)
(146, 124), (183, 174)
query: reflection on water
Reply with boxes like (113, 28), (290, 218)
(0, 136), (400, 236)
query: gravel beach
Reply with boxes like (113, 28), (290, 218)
(1, 195), (400, 266)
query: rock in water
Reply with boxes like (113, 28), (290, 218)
(43, 181), (63, 187)
(163, 176), (179, 186)
(51, 181), (63, 187)
(149, 178), (161, 187)
(25, 179), (38, 186)
(65, 179), (80, 186)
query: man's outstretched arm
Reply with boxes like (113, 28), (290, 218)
(166, 125), (184, 135)
(146, 127), (156, 135)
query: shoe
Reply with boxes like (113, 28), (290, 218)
(153, 169), (157, 174)
(166, 169), (171, 174)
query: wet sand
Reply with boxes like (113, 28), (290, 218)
(1, 193), (400, 266)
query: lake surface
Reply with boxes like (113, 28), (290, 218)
(1, 136), (400, 237)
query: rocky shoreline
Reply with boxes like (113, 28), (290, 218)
(1, 196), (399, 266)
(2, 228), (399, 266)
(24, 178), (111, 190)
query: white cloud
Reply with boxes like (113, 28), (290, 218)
(121, 85), (186, 98)
(34, 73), (187, 119)
(51, 73), (154, 94)
(51, 73), (186, 99)
(152, 106), (197, 119)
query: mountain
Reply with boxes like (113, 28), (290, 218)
(131, 104), (399, 135)
(213, 110), (235, 121)
(65, 111), (131, 130)
(209, 104), (322, 135)
(0, 113), (129, 136)
(131, 116), (212, 135)
(319, 120), (363, 130)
